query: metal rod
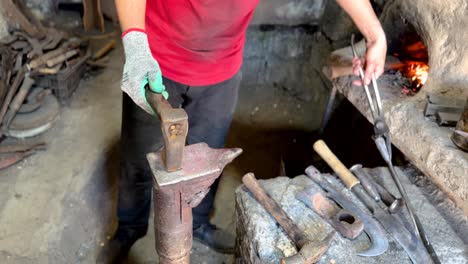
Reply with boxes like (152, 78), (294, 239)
(371, 74), (384, 116)
(351, 35), (378, 119)
(320, 86), (337, 134)
(349, 34), (439, 263)
(386, 164), (440, 264)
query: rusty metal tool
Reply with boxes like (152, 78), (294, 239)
(304, 165), (389, 257)
(313, 140), (433, 263)
(0, 141), (45, 153)
(145, 87), (241, 264)
(0, 149), (36, 170)
(145, 89), (188, 172)
(296, 183), (364, 240)
(350, 164), (404, 214)
(0, 68), (25, 125)
(350, 35), (439, 263)
(0, 0), (45, 38)
(2, 75), (35, 131)
(242, 172), (334, 264)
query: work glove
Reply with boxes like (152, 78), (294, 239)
(121, 29), (168, 114)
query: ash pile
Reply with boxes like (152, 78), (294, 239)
(0, 1), (115, 170)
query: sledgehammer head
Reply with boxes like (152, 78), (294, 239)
(281, 232), (335, 264)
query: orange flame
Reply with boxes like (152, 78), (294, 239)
(407, 63), (429, 88)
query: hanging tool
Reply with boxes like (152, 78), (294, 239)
(350, 35), (440, 263)
(313, 140), (433, 263)
(242, 173), (334, 264)
(303, 165), (389, 257)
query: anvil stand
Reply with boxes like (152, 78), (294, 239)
(145, 89), (242, 264)
(147, 144), (241, 263)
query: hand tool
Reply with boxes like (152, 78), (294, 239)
(351, 164), (417, 234)
(313, 139), (433, 263)
(2, 75), (35, 131)
(0, 149), (36, 169)
(350, 164), (403, 214)
(304, 165), (389, 257)
(0, 141), (45, 153)
(46, 49), (80, 68)
(350, 35), (439, 263)
(316, 68), (337, 135)
(296, 183), (364, 240)
(0, 68), (25, 125)
(145, 87), (242, 264)
(145, 89), (188, 172)
(242, 173), (334, 264)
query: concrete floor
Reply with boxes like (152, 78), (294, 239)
(0, 43), (234, 263)
(0, 38), (316, 263)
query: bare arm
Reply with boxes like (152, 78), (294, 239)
(115, 0), (147, 32)
(336, 0), (387, 84)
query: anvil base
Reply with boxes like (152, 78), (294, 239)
(147, 143), (242, 264)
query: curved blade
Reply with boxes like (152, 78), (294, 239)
(325, 186), (389, 256)
(305, 166), (389, 256)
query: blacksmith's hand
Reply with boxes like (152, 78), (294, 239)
(352, 32), (387, 86)
(121, 29), (168, 114)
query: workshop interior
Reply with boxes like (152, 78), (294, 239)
(0, 0), (467, 263)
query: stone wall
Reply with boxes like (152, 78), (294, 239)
(251, 0), (326, 26)
(0, 13), (8, 39)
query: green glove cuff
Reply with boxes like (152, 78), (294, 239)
(141, 72), (169, 115)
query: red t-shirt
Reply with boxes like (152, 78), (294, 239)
(146, 0), (259, 86)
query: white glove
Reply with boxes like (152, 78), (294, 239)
(121, 30), (168, 114)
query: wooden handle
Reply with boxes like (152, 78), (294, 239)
(313, 140), (359, 189)
(242, 173), (309, 248)
(92, 39), (116, 60)
(145, 89), (172, 116)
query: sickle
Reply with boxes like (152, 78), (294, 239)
(305, 165), (389, 257)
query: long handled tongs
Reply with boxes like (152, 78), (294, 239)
(350, 35), (440, 264)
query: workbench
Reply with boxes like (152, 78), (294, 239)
(235, 167), (467, 264)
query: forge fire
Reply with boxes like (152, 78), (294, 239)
(393, 38), (429, 95)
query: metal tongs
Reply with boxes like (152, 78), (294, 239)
(350, 35), (440, 264)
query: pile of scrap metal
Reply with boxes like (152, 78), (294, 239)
(0, 0), (116, 170)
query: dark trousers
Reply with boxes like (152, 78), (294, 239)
(117, 71), (242, 232)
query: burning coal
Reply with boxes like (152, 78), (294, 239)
(392, 35), (429, 96)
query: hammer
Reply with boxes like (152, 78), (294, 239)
(242, 173), (335, 264)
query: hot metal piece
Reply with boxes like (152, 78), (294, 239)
(147, 143), (241, 264)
